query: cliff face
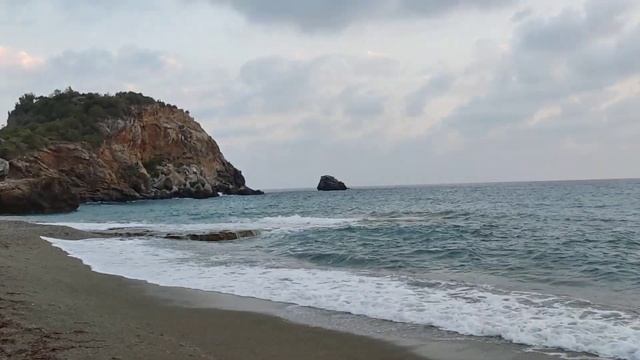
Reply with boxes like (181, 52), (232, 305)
(0, 93), (261, 214)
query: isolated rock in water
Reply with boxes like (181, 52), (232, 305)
(0, 177), (79, 214)
(317, 175), (348, 191)
(0, 158), (8, 180)
(0, 89), (263, 214)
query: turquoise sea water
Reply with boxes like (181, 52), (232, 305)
(27, 179), (640, 359)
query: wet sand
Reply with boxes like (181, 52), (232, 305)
(0, 220), (423, 360)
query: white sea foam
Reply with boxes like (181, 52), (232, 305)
(44, 236), (640, 360)
(39, 215), (358, 233)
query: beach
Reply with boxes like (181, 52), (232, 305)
(0, 220), (423, 360)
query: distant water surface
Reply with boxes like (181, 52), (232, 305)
(28, 179), (640, 359)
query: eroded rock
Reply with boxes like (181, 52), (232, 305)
(317, 175), (348, 191)
(0, 158), (8, 180)
(0, 177), (79, 214)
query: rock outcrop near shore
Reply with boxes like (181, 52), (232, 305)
(0, 177), (79, 214)
(317, 175), (348, 191)
(0, 89), (262, 214)
(0, 158), (8, 180)
(93, 227), (260, 242)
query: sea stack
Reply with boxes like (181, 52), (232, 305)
(317, 175), (348, 191)
(0, 89), (263, 214)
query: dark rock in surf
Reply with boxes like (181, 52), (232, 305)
(317, 175), (348, 191)
(166, 230), (259, 242)
(93, 227), (260, 242)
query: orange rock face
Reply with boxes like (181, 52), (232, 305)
(1, 103), (261, 214)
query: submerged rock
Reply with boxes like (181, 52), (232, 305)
(94, 227), (259, 242)
(166, 230), (259, 242)
(317, 175), (348, 191)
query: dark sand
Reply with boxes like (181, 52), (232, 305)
(0, 220), (424, 360)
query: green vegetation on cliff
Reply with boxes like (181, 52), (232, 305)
(0, 88), (159, 158)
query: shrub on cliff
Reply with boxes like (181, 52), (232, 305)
(0, 88), (159, 158)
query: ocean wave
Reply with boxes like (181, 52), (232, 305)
(43, 236), (640, 360)
(38, 215), (359, 233)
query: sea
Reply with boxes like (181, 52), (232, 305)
(19, 179), (640, 359)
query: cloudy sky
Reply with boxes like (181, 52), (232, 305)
(1, 0), (639, 189)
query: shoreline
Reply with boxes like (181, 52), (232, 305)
(0, 220), (576, 360)
(0, 220), (423, 360)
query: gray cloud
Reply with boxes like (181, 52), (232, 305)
(46, 48), (169, 81)
(510, 8), (532, 23)
(232, 56), (316, 115)
(446, 0), (640, 134)
(517, 0), (632, 53)
(208, 0), (514, 32)
(0, 46), (182, 122)
(340, 86), (386, 119)
(404, 74), (453, 117)
(207, 54), (397, 121)
(0, 0), (155, 28)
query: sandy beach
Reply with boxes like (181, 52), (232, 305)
(0, 220), (423, 360)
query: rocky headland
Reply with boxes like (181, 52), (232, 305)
(0, 89), (262, 214)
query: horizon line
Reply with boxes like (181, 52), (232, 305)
(259, 176), (640, 192)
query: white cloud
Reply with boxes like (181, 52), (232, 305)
(0, 46), (44, 70)
(598, 75), (640, 111)
(526, 105), (562, 127)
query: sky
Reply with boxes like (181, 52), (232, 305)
(1, 0), (640, 189)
